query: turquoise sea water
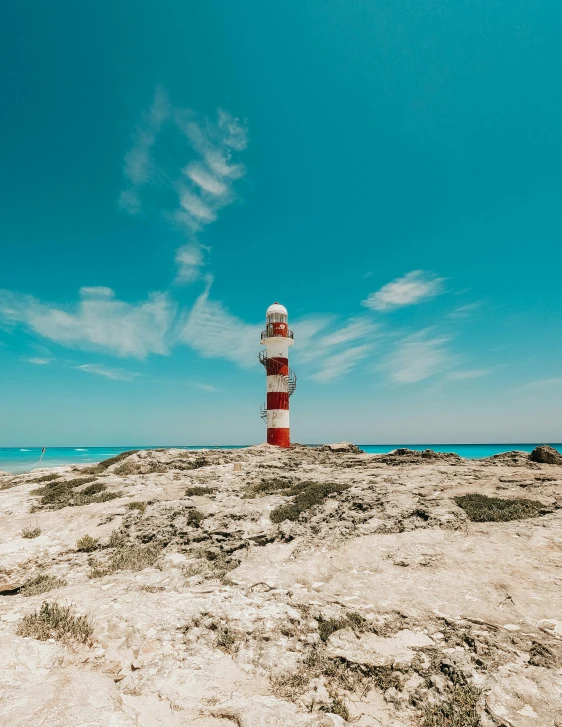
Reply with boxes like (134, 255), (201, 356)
(1, 444), (560, 475)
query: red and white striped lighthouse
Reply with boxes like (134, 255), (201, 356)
(259, 302), (297, 448)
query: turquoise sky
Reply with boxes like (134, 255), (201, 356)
(1, 1), (561, 445)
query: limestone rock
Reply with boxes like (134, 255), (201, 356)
(324, 442), (363, 454)
(530, 444), (562, 464)
(485, 663), (562, 727)
(326, 628), (434, 669)
(0, 634), (139, 727)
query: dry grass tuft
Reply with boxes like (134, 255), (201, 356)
(454, 493), (546, 522)
(185, 486), (216, 496)
(90, 543), (161, 578)
(20, 574), (67, 597)
(421, 682), (480, 727)
(21, 526), (41, 539)
(270, 481), (349, 523)
(17, 601), (93, 644)
(274, 647), (400, 703)
(76, 534), (99, 552)
(126, 501), (147, 513)
(107, 529), (128, 548)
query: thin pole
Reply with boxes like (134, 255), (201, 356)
(39, 447), (46, 464)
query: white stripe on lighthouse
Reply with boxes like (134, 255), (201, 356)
(267, 409), (290, 429)
(266, 375), (288, 393)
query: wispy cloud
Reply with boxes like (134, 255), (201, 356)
(362, 270), (445, 312)
(24, 357), (51, 365)
(177, 280), (260, 368)
(119, 87), (170, 214)
(442, 368), (490, 382)
(381, 329), (457, 383)
(0, 286), (175, 358)
(193, 382), (221, 392)
(77, 364), (138, 381)
(310, 344), (372, 383)
(446, 302), (483, 319)
(295, 316), (378, 382)
(119, 91), (248, 283)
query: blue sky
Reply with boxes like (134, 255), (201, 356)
(1, 0), (561, 445)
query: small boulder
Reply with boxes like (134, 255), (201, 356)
(325, 442), (363, 454)
(530, 445), (562, 465)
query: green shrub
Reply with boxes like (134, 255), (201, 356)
(185, 486), (216, 496)
(80, 482), (107, 496)
(187, 509), (205, 527)
(270, 482), (348, 523)
(127, 501), (147, 513)
(17, 601), (93, 644)
(21, 526), (41, 539)
(76, 535), (99, 552)
(245, 478), (293, 497)
(82, 450), (139, 474)
(20, 574), (67, 597)
(454, 493), (545, 522)
(29, 473), (60, 484)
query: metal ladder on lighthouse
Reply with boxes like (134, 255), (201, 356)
(258, 350), (297, 421)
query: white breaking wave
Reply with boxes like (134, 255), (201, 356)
(74, 448), (88, 451)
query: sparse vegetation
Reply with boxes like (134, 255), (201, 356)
(30, 475), (122, 510)
(82, 450), (139, 474)
(270, 481), (349, 523)
(90, 543), (161, 578)
(20, 574), (67, 597)
(29, 473), (60, 483)
(215, 625), (238, 652)
(80, 482), (107, 496)
(274, 647), (400, 703)
(17, 601), (93, 644)
(127, 501), (147, 513)
(185, 486), (216, 496)
(323, 693), (350, 721)
(187, 509), (205, 527)
(421, 682), (480, 727)
(245, 477), (294, 497)
(76, 534), (99, 552)
(108, 529), (128, 548)
(454, 493), (546, 522)
(21, 526), (41, 539)
(316, 611), (373, 642)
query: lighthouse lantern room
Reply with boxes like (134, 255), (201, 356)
(259, 302), (297, 447)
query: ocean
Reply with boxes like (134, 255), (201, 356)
(1, 444), (559, 475)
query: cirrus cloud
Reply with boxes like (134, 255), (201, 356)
(362, 270), (445, 311)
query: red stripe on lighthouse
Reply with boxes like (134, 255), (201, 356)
(268, 428), (290, 447)
(267, 392), (289, 410)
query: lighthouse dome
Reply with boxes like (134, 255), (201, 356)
(266, 302), (288, 317)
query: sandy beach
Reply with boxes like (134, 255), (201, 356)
(1, 443), (561, 726)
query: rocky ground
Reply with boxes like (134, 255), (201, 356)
(1, 443), (561, 727)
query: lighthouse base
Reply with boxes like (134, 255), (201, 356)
(267, 428), (291, 448)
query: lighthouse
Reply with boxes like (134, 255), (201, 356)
(259, 302), (297, 447)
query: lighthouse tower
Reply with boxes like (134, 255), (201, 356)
(259, 302), (297, 447)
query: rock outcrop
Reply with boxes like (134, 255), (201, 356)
(1, 445), (561, 726)
(530, 444), (562, 465)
